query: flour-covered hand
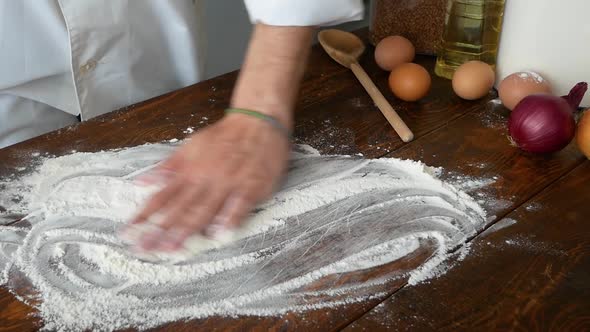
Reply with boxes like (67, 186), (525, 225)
(128, 113), (290, 252)
(127, 23), (313, 252)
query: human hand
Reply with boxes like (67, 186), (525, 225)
(126, 113), (290, 252)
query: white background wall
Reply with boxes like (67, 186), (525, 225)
(202, 0), (370, 79)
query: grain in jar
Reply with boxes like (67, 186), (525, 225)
(370, 0), (447, 55)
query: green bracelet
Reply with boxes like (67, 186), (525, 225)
(225, 108), (292, 140)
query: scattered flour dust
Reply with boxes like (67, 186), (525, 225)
(0, 144), (487, 331)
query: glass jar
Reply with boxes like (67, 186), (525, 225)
(435, 0), (506, 79)
(369, 0), (448, 55)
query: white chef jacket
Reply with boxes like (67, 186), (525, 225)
(0, 0), (363, 148)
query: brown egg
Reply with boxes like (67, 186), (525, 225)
(388, 63), (431, 102)
(374, 36), (415, 71)
(452, 61), (495, 100)
(498, 72), (552, 110)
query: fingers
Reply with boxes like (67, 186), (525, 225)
(134, 190), (254, 253)
(154, 185), (204, 229)
(130, 178), (183, 225)
(206, 193), (254, 238)
(155, 190), (227, 252)
(136, 185), (204, 251)
(135, 168), (176, 186)
(151, 185), (228, 251)
(128, 175), (273, 253)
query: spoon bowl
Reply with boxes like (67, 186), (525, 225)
(318, 29), (366, 68)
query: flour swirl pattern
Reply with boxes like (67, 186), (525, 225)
(0, 144), (486, 331)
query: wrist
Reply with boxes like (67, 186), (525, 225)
(224, 108), (292, 140)
(229, 99), (293, 130)
(229, 25), (314, 132)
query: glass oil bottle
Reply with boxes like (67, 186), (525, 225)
(434, 0), (506, 79)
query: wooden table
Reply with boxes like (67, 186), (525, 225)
(1, 30), (589, 331)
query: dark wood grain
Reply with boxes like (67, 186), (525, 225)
(0, 30), (490, 171)
(0, 288), (38, 332)
(169, 77), (587, 332)
(345, 161), (590, 332)
(292, 52), (493, 158)
(386, 102), (586, 222)
(1, 28), (589, 331)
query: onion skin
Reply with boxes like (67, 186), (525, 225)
(564, 82), (588, 110)
(509, 82), (588, 154)
(509, 94), (576, 153)
(577, 110), (590, 159)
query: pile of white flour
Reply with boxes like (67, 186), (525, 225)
(0, 144), (486, 331)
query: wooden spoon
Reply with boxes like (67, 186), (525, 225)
(318, 29), (414, 143)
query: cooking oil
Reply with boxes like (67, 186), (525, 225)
(435, 0), (505, 79)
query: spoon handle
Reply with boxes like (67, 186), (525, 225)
(350, 62), (414, 143)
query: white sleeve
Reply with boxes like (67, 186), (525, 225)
(243, 0), (364, 27)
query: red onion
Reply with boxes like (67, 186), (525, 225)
(509, 82), (588, 154)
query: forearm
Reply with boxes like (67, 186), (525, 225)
(230, 24), (315, 129)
